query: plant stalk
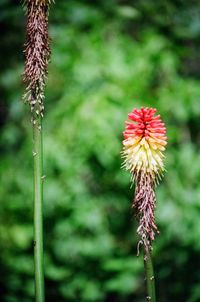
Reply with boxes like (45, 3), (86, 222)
(33, 118), (45, 302)
(143, 248), (156, 302)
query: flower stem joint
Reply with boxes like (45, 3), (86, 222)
(122, 107), (167, 251)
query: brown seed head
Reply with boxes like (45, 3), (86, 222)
(23, 0), (51, 120)
(133, 172), (158, 252)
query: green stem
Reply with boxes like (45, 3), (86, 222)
(33, 118), (45, 302)
(143, 248), (156, 302)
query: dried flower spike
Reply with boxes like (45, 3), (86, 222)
(122, 107), (167, 251)
(23, 0), (51, 122)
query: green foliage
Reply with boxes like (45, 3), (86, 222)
(1, 1), (200, 301)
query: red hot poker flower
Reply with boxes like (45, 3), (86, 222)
(122, 107), (167, 250)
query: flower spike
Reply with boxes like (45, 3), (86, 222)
(23, 0), (51, 123)
(122, 107), (167, 250)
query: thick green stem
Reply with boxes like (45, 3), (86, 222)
(33, 118), (45, 302)
(143, 248), (156, 302)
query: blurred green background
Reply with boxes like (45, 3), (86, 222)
(1, 0), (200, 301)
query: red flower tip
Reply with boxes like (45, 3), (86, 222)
(122, 107), (167, 183)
